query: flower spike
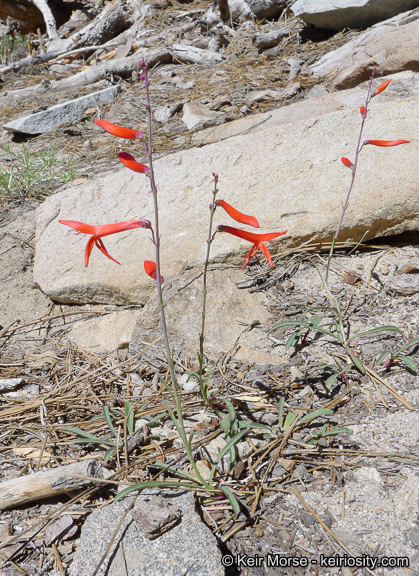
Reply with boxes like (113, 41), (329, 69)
(217, 225), (287, 269)
(118, 152), (149, 174)
(364, 139), (410, 147)
(94, 119), (143, 140)
(144, 261), (164, 283)
(215, 200), (259, 228)
(59, 219), (151, 267)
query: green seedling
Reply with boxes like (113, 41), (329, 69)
(0, 143), (75, 197)
(377, 336), (419, 373)
(306, 423), (353, 445)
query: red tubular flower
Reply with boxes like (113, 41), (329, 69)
(217, 225), (287, 269)
(94, 119), (142, 140)
(360, 106), (366, 115)
(215, 200), (259, 228)
(371, 79), (391, 97)
(364, 139), (410, 147)
(341, 157), (353, 168)
(144, 260), (164, 283)
(118, 152), (149, 174)
(59, 219), (151, 267)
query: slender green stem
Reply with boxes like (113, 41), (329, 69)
(198, 174), (219, 402)
(325, 69), (376, 284)
(141, 65), (178, 406)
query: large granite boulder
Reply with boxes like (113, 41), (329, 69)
(34, 89), (419, 305)
(291, 0), (419, 30)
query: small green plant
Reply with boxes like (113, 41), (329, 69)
(377, 337), (419, 373)
(269, 72), (413, 382)
(0, 35), (27, 64)
(0, 143), (76, 197)
(63, 401), (164, 462)
(305, 423), (353, 445)
(238, 396), (351, 444)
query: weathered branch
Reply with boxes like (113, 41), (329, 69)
(32, 0), (58, 40)
(0, 460), (106, 511)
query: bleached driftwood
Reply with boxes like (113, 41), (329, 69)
(0, 43), (119, 73)
(32, 0), (58, 40)
(171, 43), (224, 65)
(48, 47), (172, 90)
(0, 459), (106, 511)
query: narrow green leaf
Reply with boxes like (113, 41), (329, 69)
(151, 462), (203, 482)
(298, 409), (333, 425)
(325, 373), (339, 387)
(348, 352), (365, 374)
(62, 427), (102, 441)
(238, 421), (272, 431)
(125, 402), (135, 436)
(348, 325), (403, 342)
(225, 399), (238, 435)
(220, 486), (240, 515)
(377, 351), (391, 365)
(103, 406), (117, 437)
(286, 331), (300, 350)
(323, 427), (353, 437)
(283, 412), (297, 429)
(104, 447), (116, 461)
(72, 438), (116, 448)
(220, 414), (230, 435)
(278, 397), (285, 429)
(398, 337), (419, 354)
(397, 355), (418, 372)
(209, 431), (246, 485)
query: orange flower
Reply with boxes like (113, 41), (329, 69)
(341, 157), (353, 168)
(94, 119), (143, 140)
(360, 106), (366, 115)
(144, 260), (164, 283)
(118, 152), (149, 174)
(59, 219), (151, 267)
(364, 139), (410, 147)
(215, 200), (259, 228)
(217, 225), (287, 269)
(371, 79), (391, 97)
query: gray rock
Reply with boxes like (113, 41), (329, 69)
(309, 19), (419, 89)
(385, 274), (419, 295)
(410, 530), (419, 547)
(182, 101), (223, 131)
(34, 89), (419, 306)
(69, 491), (223, 576)
(66, 309), (139, 353)
(154, 102), (183, 123)
(3, 86), (122, 135)
(291, 0), (419, 30)
(228, 0), (288, 21)
(252, 411), (278, 426)
(178, 374), (200, 392)
(129, 268), (272, 363)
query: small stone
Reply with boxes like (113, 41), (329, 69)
(178, 373), (200, 391)
(252, 411), (278, 426)
(380, 265), (390, 275)
(290, 366), (304, 380)
(410, 530), (419, 547)
(301, 513), (315, 526)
